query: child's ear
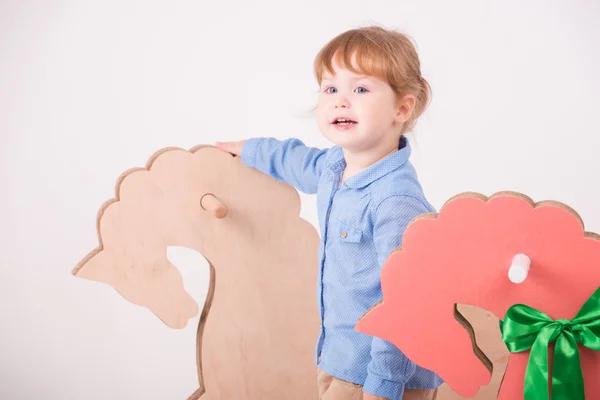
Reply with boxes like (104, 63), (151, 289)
(395, 94), (416, 123)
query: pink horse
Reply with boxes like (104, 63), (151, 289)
(357, 192), (600, 400)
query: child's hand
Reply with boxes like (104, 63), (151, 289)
(215, 140), (246, 156)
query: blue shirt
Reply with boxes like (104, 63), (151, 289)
(241, 136), (443, 399)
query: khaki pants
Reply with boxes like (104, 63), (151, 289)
(317, 368), (439, 400)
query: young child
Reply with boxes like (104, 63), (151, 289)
(216, 25), (443, 400)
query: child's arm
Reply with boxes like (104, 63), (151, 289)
(363, 195), (435, 399)
(215, 138), (328, 194)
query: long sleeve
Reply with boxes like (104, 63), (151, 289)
(240, 137), (329, 194)
(363, 195), (434, 399)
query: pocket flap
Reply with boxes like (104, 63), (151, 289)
(333, 218), (363, 243)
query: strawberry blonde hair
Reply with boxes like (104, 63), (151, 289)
(314, 25), (431, 135)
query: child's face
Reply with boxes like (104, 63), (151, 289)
(316, 58), (410, 153)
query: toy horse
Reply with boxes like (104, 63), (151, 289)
(356, 191), (600, 399)
(72, 146), (321, 399)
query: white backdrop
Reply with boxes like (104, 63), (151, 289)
(1, 0), (599, 399)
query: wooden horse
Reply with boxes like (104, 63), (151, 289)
(357, 192), (600, 399)
(72, 145), (321, 399)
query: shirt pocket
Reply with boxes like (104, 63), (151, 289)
(332, 217), (363, 243)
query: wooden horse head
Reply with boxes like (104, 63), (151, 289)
(356, 191), (600, 399)
(73, 145), (321, 399)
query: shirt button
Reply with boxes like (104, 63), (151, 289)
(341, 231), (347, 238)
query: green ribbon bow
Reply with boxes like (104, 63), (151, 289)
(500, 286), (600, 400)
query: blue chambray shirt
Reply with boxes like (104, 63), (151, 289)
(241, 136), (443, 399)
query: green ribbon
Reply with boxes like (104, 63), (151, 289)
(500, 286), (600, 400)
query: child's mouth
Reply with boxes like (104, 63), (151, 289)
(332, 119), (357, 130)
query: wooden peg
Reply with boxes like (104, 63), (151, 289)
(200, 193), (228, 219)
(508, 253), (531, 284)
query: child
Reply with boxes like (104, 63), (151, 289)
(216, 25), (442, 400)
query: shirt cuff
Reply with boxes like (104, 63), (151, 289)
(240, 138), (262, 168)
(363, 373), (405, 400)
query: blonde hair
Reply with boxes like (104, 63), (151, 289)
(314, 25), (431, 135)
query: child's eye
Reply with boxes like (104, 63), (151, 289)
(324, 86), (337, 94)
(355, 86), (368, 94)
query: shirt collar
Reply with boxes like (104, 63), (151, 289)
(328, 136), (412, 189)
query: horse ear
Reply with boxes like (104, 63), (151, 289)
(355, 300), (386, 340)
(73, 248), (117, 287)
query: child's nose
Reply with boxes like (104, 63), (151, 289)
(334, 97), (350, 108)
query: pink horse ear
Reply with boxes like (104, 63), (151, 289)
(355, 301), (386, 341)
(356, 191), (600, 400)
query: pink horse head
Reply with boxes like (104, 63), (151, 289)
(357, 191), (600, 399)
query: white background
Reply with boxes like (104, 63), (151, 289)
(1, 0), (599, 399)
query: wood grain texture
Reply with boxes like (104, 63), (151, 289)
(73, 145), (321, 399)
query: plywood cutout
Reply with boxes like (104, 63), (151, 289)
(73, 145), (321, 399)
(356, 191), (600, 399)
